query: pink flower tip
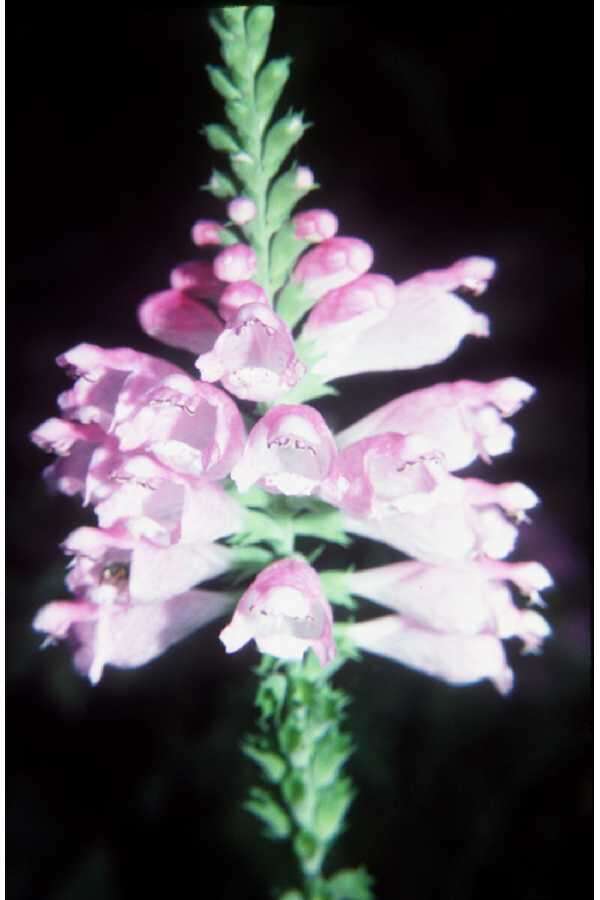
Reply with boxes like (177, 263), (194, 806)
(218, 280), (270, 322)
(227, 196), (257, 225)
(293, 209), (339, 243)
(213, 243), (257, 282)
(295, 167), (315, 189)
(191, 219), (223, 246)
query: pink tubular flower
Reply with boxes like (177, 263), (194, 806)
(323, 432), (454, 518)
(169, 260), (224, 300)
(293, 209), (339, 243)
(293, 237), (374, 301)
(348, 616), (514, 694)
(34, 589), (235, 684)
(213, 243), (257, 282)
(56, 344), (182, 431)
(348, 559), (552, 650)
(231, 404), (338, 496)
(112, 373), (245, 480)
(227, 196), (257, 225)
(191, 219), (223, 246)
(342, 475), (537, 564)
(195, 303), (306, 403)
(62, 524), (233, 606)
(300, 257), (494, 382)
(218, 280), (270, 323)
(336, 377), (536, 471)
(138, 290), (224, 355)
(92, 454), (242, 549)
(220, 558), (336, 665)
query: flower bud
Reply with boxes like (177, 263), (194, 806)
(218, 280), (269, 322)
(227, 196), (257, 225)
(213, 243), (257, 282)
(191, 220), (223, 247)
(294, 237), (374, 301)
(293, 209), (338, 243)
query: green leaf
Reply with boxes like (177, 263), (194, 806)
(206, 64), (242, 101)
(263, 112), (309, 179)
(279, 892), (304, 900)
(245, 787), (291, 839)
(243, 740), (287, 783)
(314, 777), (355, 842)
(327, 868), (375, 900)
(204, 123), (240, 154)
(281, 771), (312, 828)
(256, 673), (288, 722)
(312, 732), (353, 787)
(256, 57), (292, 119)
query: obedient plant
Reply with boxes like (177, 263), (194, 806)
(31, 7), (553, 898)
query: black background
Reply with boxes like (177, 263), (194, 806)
(8, 6), (590, 900)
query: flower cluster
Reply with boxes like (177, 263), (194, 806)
(31, 5), (552, 696)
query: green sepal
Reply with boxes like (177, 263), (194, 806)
(206, 64), (242, 101)
(243, 739), (287, 783)
(220, 35), (250, 84)
(220, 6), (247, 33)
(245, 787), (291, 840)
(319, 570), (357, 610)
(292, 506), (351, 548)
(204, 123), (240, 154)
(278, 372), (339, 405)
(225, 99), (255, 142)
(218, 227), (240, 246)
(230, 508), (295, 555)
(203, 168), (237, 199)
(230, 483), (272, 510)
(275, 280), (318, 330)
(245, 5), (275, 71)
(228, 545), (274, 584)
(313, 777), (355, 842)
(208, 13), (233, 44)
(267, 167), (318, 234)
(278, 719), (310, 766)
(327, 868), (375, 900)
(229, 151), (260, 189)
(256, 57), (292, 119)
(270, 221), (308, 293)
(263, 112), (309, 179)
